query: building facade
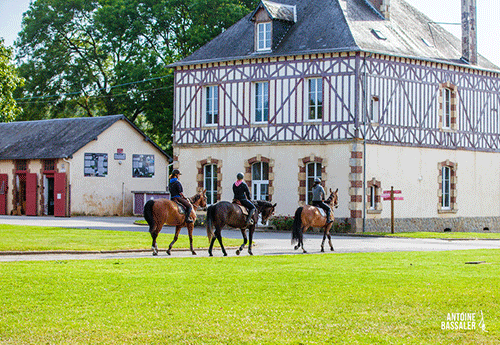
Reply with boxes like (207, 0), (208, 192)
(170, 0), (500, 232)
(0, 115), (171, 216)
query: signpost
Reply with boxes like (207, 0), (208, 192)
(381, 186), (403, 234)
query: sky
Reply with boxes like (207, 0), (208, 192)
(0, 0), (499, 67)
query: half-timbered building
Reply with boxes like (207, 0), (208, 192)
(170, 0), (500, 232)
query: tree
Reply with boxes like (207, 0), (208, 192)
(15, 0), (258, 152)
(0, 38), (24, 122)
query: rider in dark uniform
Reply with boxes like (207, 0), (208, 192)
(311, 178), (333, 224)
(233, 172), (256, 225)
(169, 169), (193, 223)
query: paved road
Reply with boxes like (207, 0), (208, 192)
(1, 215), (500, 262)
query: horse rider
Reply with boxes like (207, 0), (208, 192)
(311, 178), (333, 224)
(169, 169), (193, 223)
(233, 172), (256, 225)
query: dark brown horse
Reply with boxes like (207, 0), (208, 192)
(143, 189), (207, 255)
(292, 188), (339, 253)
(206, 200), (276, 256)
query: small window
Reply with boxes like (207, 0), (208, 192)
(132, 154), (155, 178)
(204, 164), (217, 205)
(43, 159), (56, 171)
(443, 88), (452, 129)
(306, 162), (322, 204)
(255, 82), (269, 123)
(15, 160), (27, 171)
(84, 153), (108, 177)
(370, 96), (380, 123)
(371, 29), (387, 40)
(442, 166), (451, 209)
(205, 85), (218, 125)
(257, 22), (272, 51)
(369, 185), (377, 210)
(308, 78), (323, 120)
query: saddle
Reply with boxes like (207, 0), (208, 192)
(174, 200), (187, 215)
(232, 199), (248, 215)
(313, 206), (328, 218)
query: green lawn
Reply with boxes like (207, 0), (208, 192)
(0, 250), (498, 344)
(0, 224), (239, 252)
(365, 231), (500, 240)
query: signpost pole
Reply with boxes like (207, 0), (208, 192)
(391, 186), (395, 234)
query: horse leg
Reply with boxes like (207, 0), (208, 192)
(208, 235), (217, 257)
(248, 225), (255, 255)
(187, 224), (196, 255)
(150, 230), (158, 256)
(321, 228), (327, 253)
(327, 224), (334, 251)
(236, 228), (248, 255)
(215, 227), (227, 257)
(167, 226), (181, 255)
(301, 227), (307, 254)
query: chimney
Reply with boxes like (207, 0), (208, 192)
(461, 0), (477, 65)
(368, 0), (390, 20)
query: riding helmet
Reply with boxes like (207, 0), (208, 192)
(236, 172), (244, 180)
(314, 178), (321, 184)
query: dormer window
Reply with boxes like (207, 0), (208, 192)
(257, 22), (272, 51)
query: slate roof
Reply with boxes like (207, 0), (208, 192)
(171, 0), (499, 71)
(251, 1), (296, 22)
(0, 115), (171, 161)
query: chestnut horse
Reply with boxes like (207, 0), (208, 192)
(143, 189), (207, 255)
(292, 188), (339, 253)
(206, 200), (276, 256)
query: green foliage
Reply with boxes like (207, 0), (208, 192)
(333, 218), (352, 233)
(0, 250), (499, 343)
(13, 0), (259, 152)
(270, 214), (294, 231)
(0, 39), (24, 122)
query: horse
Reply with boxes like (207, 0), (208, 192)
(291, 188), (339, 253)
(143, 189), (207, 256)
(206, 200), (277, 256)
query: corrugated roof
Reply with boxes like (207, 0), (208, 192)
(0, 115), (171, 161)
(171, 0), (499, 72)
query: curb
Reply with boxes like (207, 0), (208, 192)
(0, 247), (239, 256)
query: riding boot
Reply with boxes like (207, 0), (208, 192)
(326, 208), (333, 224)
(184, 207), (193, 223)
(246, 208), (256, 225)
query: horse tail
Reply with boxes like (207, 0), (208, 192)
(144, 199), (155, 233)
(206, 204), (215, 243)
(292, 207), (303, 244)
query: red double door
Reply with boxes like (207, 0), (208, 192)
(0, 173), (66, 216)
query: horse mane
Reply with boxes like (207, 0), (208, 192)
(255, 200), (274, 208)
(190, 193), (201, 204)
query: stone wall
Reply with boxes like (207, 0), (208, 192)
(364, 217), (500, 233)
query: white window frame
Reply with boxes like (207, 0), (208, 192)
(254, 82), (269, 123)
(442, 166), (451, 209)
(252, 162), (269, 201)
(443, 88), (452, 129)
(205, 85), (218, 126)
(257, 22), (272, 51)
(308, 78), (323, 121)
(370, 96), (380, 123)
(204, 164), (217, 205)
(369, 185), (377, 210)
(306, 162), (322, 204)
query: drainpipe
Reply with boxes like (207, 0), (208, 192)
(63, 157), (72, 217)
(361, 53), (373, 233)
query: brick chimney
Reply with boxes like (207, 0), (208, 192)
(367, 0), (390, 20)
(461, 0), (477, 64)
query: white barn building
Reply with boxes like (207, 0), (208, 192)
(170, 0), (500, 232)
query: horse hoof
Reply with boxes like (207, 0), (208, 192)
(331, 248), (334, 252)
(294, 245), (299, 250)
(192, 251), (197, 255)
(152, 252), (158, 256)
(166, 250), (171, 256)
(236, 250), (240, 255)
(223, 253), (228, 257)
(209, 253), (213, 257)
(303, 250), (308, 254)
(248, 251), (253, 256)
(321, 248), (324, 253)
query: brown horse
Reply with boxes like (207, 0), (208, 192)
(292, 188), (339, 253)
(206, 200), (276, 256)
(143, 189), (207, 255)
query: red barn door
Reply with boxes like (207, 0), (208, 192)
(54, 173), (67, 217)
(25, 173), (38, 216)
(0, 174), (8, 215)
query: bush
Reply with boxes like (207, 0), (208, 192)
(270, 215), (294, 231)
(333, 219), (352, 233)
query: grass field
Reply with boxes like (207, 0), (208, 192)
(0, 250), (498, 344)
(0, 224), (240, 252)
